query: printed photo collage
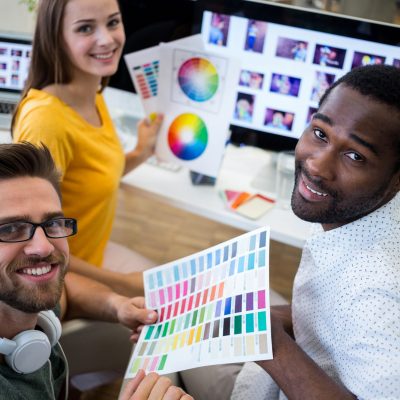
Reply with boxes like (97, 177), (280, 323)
(0, 42), (31, 90)
(203, 11), (400, 139)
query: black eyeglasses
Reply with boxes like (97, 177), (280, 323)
(0, 218), (77, 243)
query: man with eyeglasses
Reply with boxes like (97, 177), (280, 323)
(0, 142), (192, 400)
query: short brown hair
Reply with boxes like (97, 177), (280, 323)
(0, 142), (61, 198)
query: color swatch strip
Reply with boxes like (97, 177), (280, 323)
(132, 60), (159, 99)
(125, 227), (272, 378)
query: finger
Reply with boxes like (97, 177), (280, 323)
(130, 372), (161, 399)
(119, 370), (146, 400)
(163, 386), (193, 400)
(130, 332), (140, 342)
(131, 296), (146, 309)
(147, 375), (173, 399)
(123, 305), (158, 327)
(129, 298), (158, 323)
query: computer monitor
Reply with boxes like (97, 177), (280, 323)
(191, 0), (400, 152)
(0, 32), (31, 93)
(0, 32), (32, 130)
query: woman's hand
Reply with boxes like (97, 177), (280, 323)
(124, 114), (163, 174)
(135, 114), (163, 159)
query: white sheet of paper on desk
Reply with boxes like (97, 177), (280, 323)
(124, 227), (273, 378)
(124, 35), (205, 117)
(155, 42), (240, 177)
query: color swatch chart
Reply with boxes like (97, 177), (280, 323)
(132, 60), (159, 99)
(125, 227), (273, 378)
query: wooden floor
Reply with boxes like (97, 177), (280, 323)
(78, 182), (301, 400)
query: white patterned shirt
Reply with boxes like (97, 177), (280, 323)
(232, 192), (400, 400)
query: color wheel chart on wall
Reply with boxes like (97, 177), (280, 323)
(171, 49), (227, 114)
(125, 227), (273, 378)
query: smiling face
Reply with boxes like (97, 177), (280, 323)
(292, 84), (400, 230)
(62, 0), (125, 83)
(0, 177), (69, 313)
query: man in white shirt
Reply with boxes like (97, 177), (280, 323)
(181, 65), (400, 399)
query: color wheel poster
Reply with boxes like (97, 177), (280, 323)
(124, 35), (204, 118)
(124, 227), (273, 378)
(156, 43), (240, 177)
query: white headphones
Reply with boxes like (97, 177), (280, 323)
(0, 310), (62, 374)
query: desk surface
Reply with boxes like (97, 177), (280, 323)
(103, 87), (312, 248)
(122, 151), (311, 248)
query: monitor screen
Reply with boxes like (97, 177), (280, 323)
(0, 34), (32, 93)
(191, 0), (400, 151)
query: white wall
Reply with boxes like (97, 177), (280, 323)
(0, 0), (36, 34)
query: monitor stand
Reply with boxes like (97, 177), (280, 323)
(250, 151), (278, 194)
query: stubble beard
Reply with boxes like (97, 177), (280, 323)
(291, 162), (390, 225)
(0, 253), (67, 313)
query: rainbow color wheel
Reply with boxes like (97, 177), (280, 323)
(178, 57), (219, 102)
(168, 113), (208, 160)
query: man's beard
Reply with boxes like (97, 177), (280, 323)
(0, 253), (67, 313)
(291, 161), (391, 225)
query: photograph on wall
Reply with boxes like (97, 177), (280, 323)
(238, 69), (264, 90)
(310, 71), (335, 102)
(275, 37), (308, 62)
(208, 13), (231, 47)
(264, 108), (295, 131)
(270, 73), (301, 97)
(11, 74), (19, 85)
(313, 44), (346, 69)
(233, 92), (255, 123)
(11, 49), (22, 57)
(306, 106), (318, 125)
(244, 20), (267, 53)
(12, 59), (20, 72)
(351, 51), (386, 69)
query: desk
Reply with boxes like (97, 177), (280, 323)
(104, 87), (311, 249)
(0, 88), (311, 248)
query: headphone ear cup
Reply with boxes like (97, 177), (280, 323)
(5, 330), (51, 374)
(37, 310), (62, 346)
(2, 310), (62, 374)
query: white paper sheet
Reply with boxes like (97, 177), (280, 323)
(124, 35), (205, 117)
(155, 41), (240, 177)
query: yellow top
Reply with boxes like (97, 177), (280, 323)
(13, 89), (125, 267)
